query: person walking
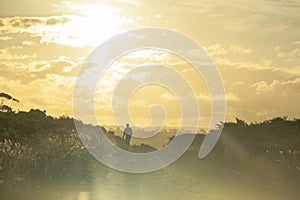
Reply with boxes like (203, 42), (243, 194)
(123, 123), (133, 146)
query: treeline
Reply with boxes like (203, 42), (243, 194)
(0, 109), (299, 185)
(0, 109), (155, 185)
(189, 117), (300, 172)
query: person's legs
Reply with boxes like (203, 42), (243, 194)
(125, 135), (129, 145)
(127, 135), (131, 145)
(125, 135), (131, 146)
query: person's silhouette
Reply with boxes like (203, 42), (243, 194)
(123, 123), (133, 146)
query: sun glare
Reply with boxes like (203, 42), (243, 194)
(66, 3), (124, 47)
(32, 3), (124, 48)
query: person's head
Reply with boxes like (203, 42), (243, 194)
(126, 123), (129, 127)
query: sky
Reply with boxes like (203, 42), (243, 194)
(0, 0), (299, 128)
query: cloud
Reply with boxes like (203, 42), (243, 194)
(274, 46), (300, 62)
(226, 75), (300, 120)
(0, 36), (12, 41)
(0, 72), (75, 117)
(226, 92), (240, 102)
(22, 40), (33, 45)
(252, 80), (280, 94)
(229, 45), (252, 55)
(0, 58), (80, 85)
(197, 92), (239, 102)
(160, 92), (176, 100)
(0, 0), (73, 17)
(0, 47), (31, 60)
(0, 16), (71, 36)
(204, 44), (252, 56)
(45, 17), (70, 25)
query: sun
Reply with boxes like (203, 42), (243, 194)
(67, 3), (124, 47)
(39, 3), (124, 48)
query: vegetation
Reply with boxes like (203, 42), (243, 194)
(0, 109), (299, 197)
(190, 117), (300, 172)
(0, 109), (155, 185)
